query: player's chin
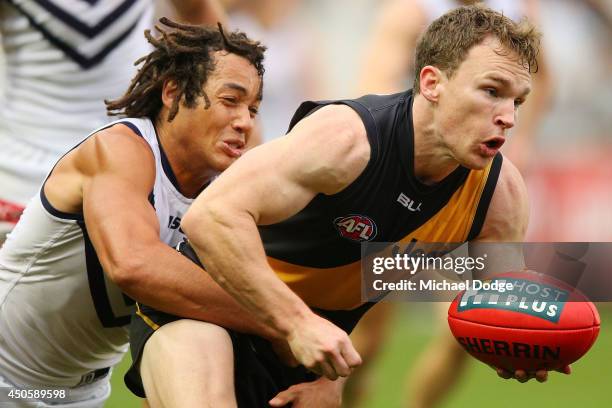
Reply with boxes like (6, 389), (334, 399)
(460, 154), (492, 171)
(218, 152), (244, 170)
(213, 156), (236, 172)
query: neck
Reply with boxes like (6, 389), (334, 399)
(155, 119), (218, 198)
(411, 93), (460, 184)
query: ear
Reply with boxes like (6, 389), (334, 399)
(419, 65), (443, 103)
(161, 79), (179, 109)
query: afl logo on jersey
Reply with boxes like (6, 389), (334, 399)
(334, 215), (377, 242)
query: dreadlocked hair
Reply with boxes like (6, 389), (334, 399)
(105, 18), (266, 122)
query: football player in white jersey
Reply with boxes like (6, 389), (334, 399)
(0, 19), (272, 407)
(0, 0), (226, 238)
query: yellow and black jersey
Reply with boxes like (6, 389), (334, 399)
(259, 90), (502, 331)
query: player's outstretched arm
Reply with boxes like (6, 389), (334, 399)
(474, 157), (529, 243)
(473, 157), (571, 382)
(181, 104), (370, 379)
(54, 124), (277, 339)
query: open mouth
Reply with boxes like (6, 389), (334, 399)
(478, 136), (506, 157)
(221, 141), (245, 158)
(484, 137), (505, 149)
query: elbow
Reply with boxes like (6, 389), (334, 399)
(181, 202), (224, 241)
(182, 197), (254, 247)
(180, 206), (201, 239)
(103, 253), (148, 294)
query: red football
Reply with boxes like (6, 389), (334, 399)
(447, 271), (600, 372)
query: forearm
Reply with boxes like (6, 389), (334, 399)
(182, 209), (313, 339)
(113, 242), (279, 339)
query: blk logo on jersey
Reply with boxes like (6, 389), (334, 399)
(397, 193), (422, 212)
(334, 215), (377, 242)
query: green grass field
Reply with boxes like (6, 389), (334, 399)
(105, 304), (611, 408)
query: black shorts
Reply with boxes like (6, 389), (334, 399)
(125, 304), (317, 407)
(124, 240), (375, 405)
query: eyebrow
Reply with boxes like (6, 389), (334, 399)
(487, 75), (511, 86)
(221, 82), (248, 94)
(220, 82), (263, 102)
(485, 75), (531, 96)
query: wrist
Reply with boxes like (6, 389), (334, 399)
(279, 305), (315, 340)
(322, 375), (348, 388)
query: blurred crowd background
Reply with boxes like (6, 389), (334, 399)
(218, 0), (612, 242)
(1, 0), (610, 237)
(1, 0), (610, 407)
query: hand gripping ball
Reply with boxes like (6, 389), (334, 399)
(448, 271), (600, 371)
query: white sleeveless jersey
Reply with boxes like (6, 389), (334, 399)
(0, 117), (193, 387)
(0, 0), (154, 204)
(419, 0), (525, 23)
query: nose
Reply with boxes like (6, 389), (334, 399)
(494, 99), (515, 130)
(231, 106), (254, 136)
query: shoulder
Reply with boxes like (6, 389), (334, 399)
(44, 122), (156, 213)
(287, 104), (371, 195)
(74, 123), (155, 180)
(288, 103), (370, 162)
(291, 103), (367, 138)
(76, 123), (155, 175)
(476, 156), (529, 241)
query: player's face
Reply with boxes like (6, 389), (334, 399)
(175, 51), (262, 173)
(436, 37), (531, 169)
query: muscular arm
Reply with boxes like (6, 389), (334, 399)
(470, 156), (569, 381)
(469, 157), (529, 275)
(181, 104), (369, 377)
(476, 156), (529, 242)
(50, 124), (276, 339)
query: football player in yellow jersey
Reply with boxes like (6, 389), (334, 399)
(350, 0), (553, 406)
